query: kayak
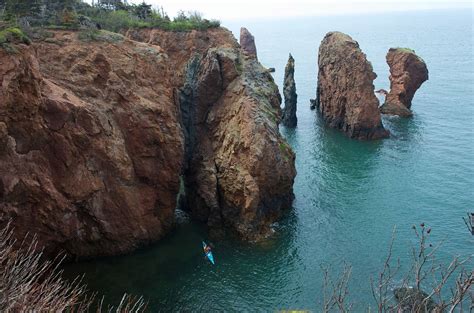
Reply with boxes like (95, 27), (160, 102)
(202, 241), (215, 265)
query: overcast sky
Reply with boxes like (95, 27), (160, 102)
(120, 0), (472, 20)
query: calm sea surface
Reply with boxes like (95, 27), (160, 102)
(64, 9), (474, 311)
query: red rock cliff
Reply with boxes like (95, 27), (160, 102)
(0, 28), (296, 258)
(127, 28), (296, 240)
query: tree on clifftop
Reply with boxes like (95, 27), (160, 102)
(4, 0), (42, 21)
(97, 0), (129, 11)
(134, 1), (152, 19)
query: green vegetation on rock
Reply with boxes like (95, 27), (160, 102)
(0, 26), (30, 53)
(391, 47), (426, 63)
(0, 27), (30, 44)
(0, 0), (220, 33)
(394, 47), (416, 53)
(77, 29), (124, 43)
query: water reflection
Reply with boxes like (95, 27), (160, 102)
(64, 207), (301, 311)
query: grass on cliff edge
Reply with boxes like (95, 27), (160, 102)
(78, 29), (124, 43)
(393, 47), (416, 53)
(391, 47), (426, 63)
(91, 10), (220, 33)
(0, 27), (31, 44)
(0, 26), (31, 53)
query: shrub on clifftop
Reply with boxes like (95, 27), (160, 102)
(0, 0), (220, 32)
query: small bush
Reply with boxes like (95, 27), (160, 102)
(86, 9), (220, 33)
(60, 9), (80, 28)
(0, 27), (30, 45)
(91, 10), (140, 33)
(78, 29), (124, 43)
(0, 27), (30, 53)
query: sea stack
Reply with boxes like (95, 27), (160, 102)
(282, 53), (297, 127)
(239, 27), (257, 59)
(316, 32), (389, 140)
(380, 48), (428, 117)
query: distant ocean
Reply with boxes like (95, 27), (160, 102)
(65, 9), (474, 311)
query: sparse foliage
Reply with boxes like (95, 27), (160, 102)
(321, 263), (353, 313)
(322, 224), (472, 312)
(370, 227), (402, 312)
(0, 0), (220, 32)
(0, 223), (146, 312)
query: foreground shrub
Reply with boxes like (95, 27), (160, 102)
(0, 223), (146, 312)
(320, 225), (473, 312)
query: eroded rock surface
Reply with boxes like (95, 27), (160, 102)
(282, 54), (297, 128)
(380, 48), (428, 117)
(316, 32), (389, 140)
(0, 28), (296, 257)
(239, 27), (257, 59)
(127, 28), (296, 240)
(0, 33), (183, 258)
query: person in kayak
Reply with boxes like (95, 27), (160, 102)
(204, 245), (211, 254)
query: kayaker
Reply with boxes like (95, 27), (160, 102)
(204, 245), (211, 254)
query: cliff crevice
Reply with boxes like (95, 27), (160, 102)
(0, 27), (296, 257)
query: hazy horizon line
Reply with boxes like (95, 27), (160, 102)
(218, 6), (472, 22)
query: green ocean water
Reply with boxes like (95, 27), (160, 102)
(64, 9), (474, 311)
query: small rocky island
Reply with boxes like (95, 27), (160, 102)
(316, 32), (389, 140)
(380, 48), (429, 117)
(282, 53), (297, 128)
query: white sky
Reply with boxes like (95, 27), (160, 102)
(122, 0), (472, 20)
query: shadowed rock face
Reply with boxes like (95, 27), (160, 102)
(380, 48), (428, 117)
(0, 28), (295, 258)
(282, 54), (297, 128)
(0, 35), (183, 259)
(127, 28), (296, 241)
(316, 31), (389, 140)
(239, 27), (257, 59)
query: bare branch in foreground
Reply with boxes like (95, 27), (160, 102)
(0, 222), (146, 312)
(321, 262), (353, 313)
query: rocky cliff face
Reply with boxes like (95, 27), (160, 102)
(316, 32), (389, 140)
(282, 54), (297, 128)
(127, 28), (295, 240)
(0, 28), (296, 258)
(380, 48), (428, 117)
(239, 27), (257, 59)
(0, 33), (183, 258)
